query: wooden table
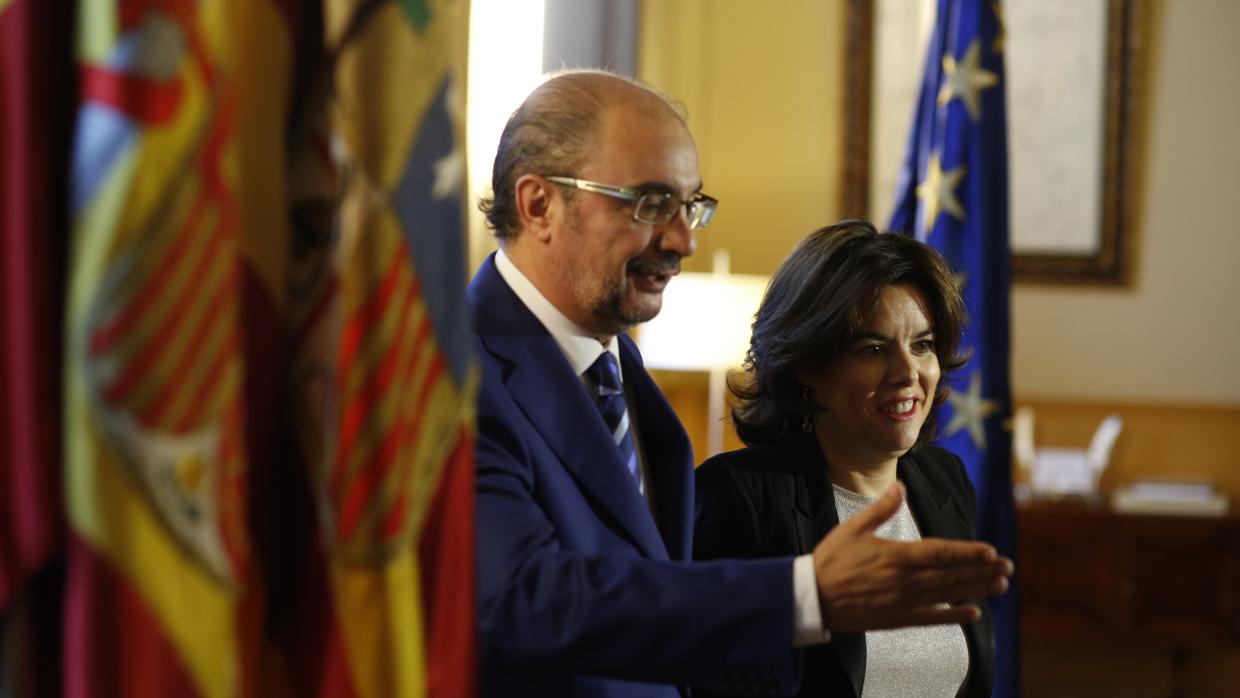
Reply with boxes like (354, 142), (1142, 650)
(1017, 499), (1240, 696)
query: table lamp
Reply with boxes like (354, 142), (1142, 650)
(635, 250), (767, 457)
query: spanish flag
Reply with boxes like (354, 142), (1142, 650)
(63, 0), (261, 694)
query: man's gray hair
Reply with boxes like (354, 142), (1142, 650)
(478, 69), (686, 240)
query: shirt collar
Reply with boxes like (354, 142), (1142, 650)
(495, 247), (621, 378)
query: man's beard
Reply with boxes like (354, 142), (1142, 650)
(562, 204), (681, 336)
(588, 255), (682, 334)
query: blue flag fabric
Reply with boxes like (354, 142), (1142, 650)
(886, 1), (1019, 696)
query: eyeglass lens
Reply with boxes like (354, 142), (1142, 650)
(635, 193), (713, 229)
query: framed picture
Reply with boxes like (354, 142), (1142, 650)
(843, 0), (1148, 284)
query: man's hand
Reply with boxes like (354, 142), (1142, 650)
(812, 481), (1013, 632)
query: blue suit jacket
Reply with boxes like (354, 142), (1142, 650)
(470, 254), (802, 697)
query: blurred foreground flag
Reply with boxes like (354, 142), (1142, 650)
(64, 0), (254, 695)
(1, 0), (64, 614)
(288, 0), (478, 695)
(886, 1), (1019, 697)
(1, 2), (67, 693)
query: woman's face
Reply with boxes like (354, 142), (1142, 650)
(802, 284), (941, 470)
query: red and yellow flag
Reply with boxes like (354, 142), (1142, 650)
(285, 0), (477, 695)
(7, 0), (474, 694)
(62, 0), (280, 694)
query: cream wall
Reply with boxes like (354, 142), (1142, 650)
(641, 0), (1240, 407)
(1011, 0), (1240, 404)
(639, 0), (845, 275)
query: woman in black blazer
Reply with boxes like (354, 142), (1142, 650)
(694, 221), (995, 697)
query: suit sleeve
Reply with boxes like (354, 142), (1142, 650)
(474, 356), (802, 694)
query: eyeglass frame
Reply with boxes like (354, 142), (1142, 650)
(542, 175), (718, 230)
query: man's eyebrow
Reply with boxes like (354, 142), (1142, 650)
(632, 180), (704, 196)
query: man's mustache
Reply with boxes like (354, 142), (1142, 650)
(627, 256), (681, 277)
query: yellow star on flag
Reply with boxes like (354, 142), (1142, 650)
(943, 369), (1001, 450)
(915, 153), (967, 229)
(937, 38), (999, 121)
(953, 271), (970, 292)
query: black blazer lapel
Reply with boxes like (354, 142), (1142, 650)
(787, 437), (866, 698)
(899, 450), (973, 543)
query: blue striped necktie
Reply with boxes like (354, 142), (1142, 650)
(586, 352), (643, 494)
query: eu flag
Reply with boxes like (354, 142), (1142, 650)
(887, 1), (1019, 696)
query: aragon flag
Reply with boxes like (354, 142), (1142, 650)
(63, 0), (256, 695)
(284, 0), (478, 696)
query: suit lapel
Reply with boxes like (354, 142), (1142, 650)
(619, 338), (694, 561)
(471, 256), (669, 560)
(899, 450), (972, 544)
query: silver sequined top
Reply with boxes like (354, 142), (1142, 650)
(832, 484), (970, 698)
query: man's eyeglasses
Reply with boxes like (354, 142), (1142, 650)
(544, 176), (718, 230)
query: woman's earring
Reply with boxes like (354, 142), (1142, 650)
(801, 385), (813, 433)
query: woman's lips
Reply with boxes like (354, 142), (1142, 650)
(878, 397), (920, 421)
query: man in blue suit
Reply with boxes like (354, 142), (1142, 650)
(470, 70), (1013, 697)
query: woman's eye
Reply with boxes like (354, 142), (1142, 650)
(859, 344), (883, 358)
(912, 339), (935, 354)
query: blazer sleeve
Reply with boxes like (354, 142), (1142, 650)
(475, 355), (802, 694)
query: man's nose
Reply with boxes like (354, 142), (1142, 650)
(655, 206), (696, 257)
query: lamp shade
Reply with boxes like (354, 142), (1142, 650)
(635, 272), (768, 371)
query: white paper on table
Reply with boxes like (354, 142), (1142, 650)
(1031, 447), (1095, 496)
(1029, 414), (1123, 497)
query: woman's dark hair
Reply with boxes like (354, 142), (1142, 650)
(731, 219), (968, 446)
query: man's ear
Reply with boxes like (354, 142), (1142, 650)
(514, 174), (557, 243)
